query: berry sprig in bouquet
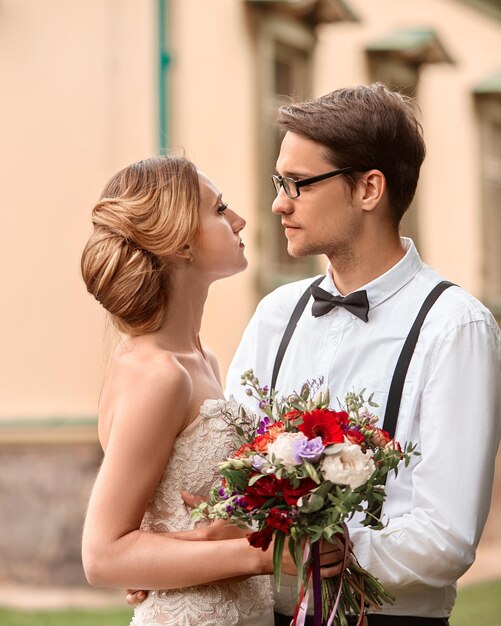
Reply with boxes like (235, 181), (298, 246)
(194, 371), (418, 626)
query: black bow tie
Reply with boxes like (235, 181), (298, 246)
(310, 285), (369, 322)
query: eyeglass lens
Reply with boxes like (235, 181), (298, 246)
(272, 176), (298, 198)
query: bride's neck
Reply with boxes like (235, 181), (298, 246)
(151, 269), (210, 354)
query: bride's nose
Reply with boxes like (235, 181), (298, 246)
(231, 211), (246, 233)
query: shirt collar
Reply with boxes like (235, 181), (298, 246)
(323, 238), (423, 311)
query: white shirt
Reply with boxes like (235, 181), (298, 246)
(226, 239), (501, 618)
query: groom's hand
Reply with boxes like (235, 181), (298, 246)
(276, 538), (345, 578)
(320, 538), (353, 578)
(126, 590), (147, 606)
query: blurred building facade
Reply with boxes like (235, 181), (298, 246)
(1, 0), (500, 587)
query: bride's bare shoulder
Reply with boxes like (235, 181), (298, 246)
(111, 340), (191, 396)
(99, 339), (192, 438)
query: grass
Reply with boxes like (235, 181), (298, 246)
(0, 580), (500, 625)
(450, 580), (501, 626)
(0, 607), (132, 626)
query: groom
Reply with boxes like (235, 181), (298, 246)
(127, 84), (500, 625)
(224, 83), (501, 625)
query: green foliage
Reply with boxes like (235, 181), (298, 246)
(273, 530), (286, 591)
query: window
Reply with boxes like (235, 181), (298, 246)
(476, 93), (501, 314)
(253, 14), (318, 295)
(366, 28), (453, 250)
(367, 56), (421, 247)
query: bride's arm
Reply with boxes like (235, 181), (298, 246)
(82, 354), (269, 590)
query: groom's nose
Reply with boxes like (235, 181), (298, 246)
(271, 187), (294, 215)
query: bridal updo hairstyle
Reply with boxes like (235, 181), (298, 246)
(81, 155), (200, 335)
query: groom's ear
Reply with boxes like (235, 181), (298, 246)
(175, 244), (194, 263)
(355, 170), (386, 213)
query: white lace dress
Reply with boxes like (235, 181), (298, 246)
(130, 398), (274, 626)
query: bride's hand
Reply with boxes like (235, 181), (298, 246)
(179, 489), (247, 540)
(180, 489), (204, 509)
(124, 490), (247, 606)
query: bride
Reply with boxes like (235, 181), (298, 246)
(81, 155), (341, 626)
(80, 155), (275, 626)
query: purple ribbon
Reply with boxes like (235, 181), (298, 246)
(311, 541), (323, 626)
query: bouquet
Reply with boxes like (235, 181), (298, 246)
(194, 371), (418, 626)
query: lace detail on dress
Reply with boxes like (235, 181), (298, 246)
(131, 398), (273, 626)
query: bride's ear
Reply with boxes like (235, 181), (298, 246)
(175, 244), (193, 263)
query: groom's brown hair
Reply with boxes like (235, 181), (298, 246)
(277, 83), (426, 225)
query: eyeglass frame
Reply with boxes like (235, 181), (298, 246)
(271, 166), (358, 199)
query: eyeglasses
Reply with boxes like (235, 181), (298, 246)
(271, 167), (355, 199)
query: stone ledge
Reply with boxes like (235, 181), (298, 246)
(0, 418), (98, 444)
(0, 584), (125, 610)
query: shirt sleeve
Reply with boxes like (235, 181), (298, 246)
(350, 318), (501, 588)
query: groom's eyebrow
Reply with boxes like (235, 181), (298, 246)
(276, 169), (312, 178)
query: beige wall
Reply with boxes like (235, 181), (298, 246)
(1, 0), (500, 422)
(1, 0), (261, 420)
(1, 0), (156, 419)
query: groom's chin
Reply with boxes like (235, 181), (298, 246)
(285, 243), (312, 259)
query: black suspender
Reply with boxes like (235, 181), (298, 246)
(271, 277), (456, 439)
(270, 275), (324, 394)
(382, 280), (455, 437)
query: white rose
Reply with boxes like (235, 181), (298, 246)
(267, 432), (307, 468)
(320, 444), (375, 489)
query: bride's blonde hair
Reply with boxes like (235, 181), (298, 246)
(81, 155), (201, 335)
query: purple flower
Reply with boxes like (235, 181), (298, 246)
(225, 504), (235, 514)
(292, 436), (325, 464)
(245, 388), (253, 396)
(218, 487), (227, 498)
(251, 455), (266, 471)
(256, 416), (270, 434)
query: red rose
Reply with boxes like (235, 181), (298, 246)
(251, 475), (281, 496)
(283, 410), (302, 425)
(242, 491), (266, 510)
(368, 428), (392, 448)
(345, 429), (365, 445)
(298, 409), (346, 444)
(244, 475), (282, 510)
(268, 422), (286, 438)
(282, 477), (317, 506)
(251, 423), (285, 454)
(386, 439), (402, 454)
(252, 433), (273, 452)
(234, 443), (254, 457)
(247, 525), (274, 551)
(266, 507), (292, 534)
